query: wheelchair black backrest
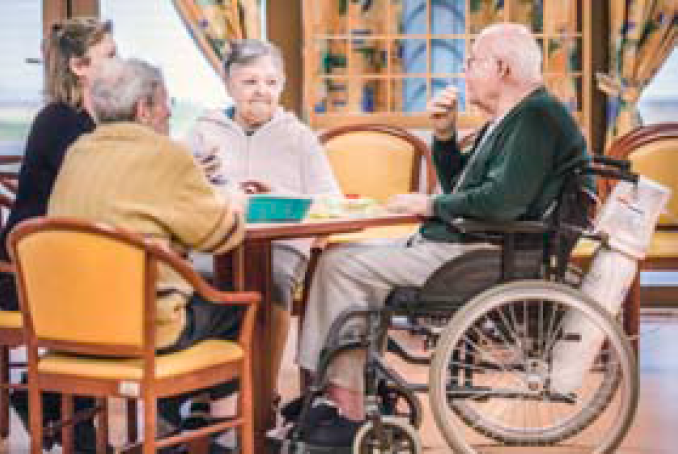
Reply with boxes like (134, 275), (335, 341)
(413, 164), (595, 312)
(541, 164), (596, 279)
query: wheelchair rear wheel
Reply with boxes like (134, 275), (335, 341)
(429, 280), (638, 454)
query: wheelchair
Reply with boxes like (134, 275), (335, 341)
(274, 156), (640, 454)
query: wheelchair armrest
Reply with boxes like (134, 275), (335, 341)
(451, 218), (549, 235)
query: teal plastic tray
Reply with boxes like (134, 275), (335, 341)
(246, 195), (313, 223)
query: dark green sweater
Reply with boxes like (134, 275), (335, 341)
(421, 87), (593, 243)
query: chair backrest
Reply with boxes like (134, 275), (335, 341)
(8, 217), (199, 358)
(0, 155), (21, 230)
(605, 122), (678, 227)
(319, 124), (436, 203)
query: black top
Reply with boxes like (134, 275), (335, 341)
(0, 102), (94, 309)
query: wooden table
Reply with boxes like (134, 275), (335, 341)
(214, 214), (420, 453)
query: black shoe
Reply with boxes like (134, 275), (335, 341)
(280, 396), (303, 423)
(302, 412), (362, 448)
(9, 388), (59, 450)
(281, 396), (340, 426)
(181, 401), (211, 431)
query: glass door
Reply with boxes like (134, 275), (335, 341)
(0, 0), (44, 157)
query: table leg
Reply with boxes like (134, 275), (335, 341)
(222, 242), (275, 453)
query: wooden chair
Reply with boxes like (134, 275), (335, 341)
(0, 156), (138, 447)
(8, 217), (259, 454)
(0, 275), (22, 441)
(0, 154), (22, 441)
(572, 122), (678, 353)
(603, 123), (678, 320)
(0, 154), (21, 230)
(319, 123), (436, 202)
(296, 124), (436, 316)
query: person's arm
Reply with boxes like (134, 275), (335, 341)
(431, 135), (467, 194)
(427, 85), (467, 194)
(183, 122), (227, 185)
(432, 108), (557, 222)
(167, 145), (245, 255)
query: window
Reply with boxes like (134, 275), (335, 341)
(100, 0), (230, 139)
(638, 48), (678, 125)
(0, 0), (43, 157)
(303, 0), (592, 141)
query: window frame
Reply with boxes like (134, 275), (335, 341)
(302, 0), (593, 145)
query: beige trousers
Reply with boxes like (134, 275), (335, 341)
(297, 235), (493, 391)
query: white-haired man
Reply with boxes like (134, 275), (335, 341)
(294, 22), (594, 448)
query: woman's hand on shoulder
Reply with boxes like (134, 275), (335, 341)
(240, 180), (272, 194)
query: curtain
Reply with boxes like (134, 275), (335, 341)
(172, 0), (262, 77)
(598, 0), (677, 143)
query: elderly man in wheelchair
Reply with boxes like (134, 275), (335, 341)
(277, 23), (643, 454)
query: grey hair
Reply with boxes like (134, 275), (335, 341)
(223, 39), (284, 78)
(91, 57), (165, 123)
(478, 23), (543, 85)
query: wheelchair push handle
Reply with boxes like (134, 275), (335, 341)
(591, 154), (631, 171)
(586, 155), (638, 184)
(585, 167), (639, 184)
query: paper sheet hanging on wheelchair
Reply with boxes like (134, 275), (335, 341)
(593, 176), (671, 259)
(549, 176), (671, 395)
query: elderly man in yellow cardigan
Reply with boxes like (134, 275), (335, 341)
(48, 57), (245, 453)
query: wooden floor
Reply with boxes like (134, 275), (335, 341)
(2, 311), (677, 453)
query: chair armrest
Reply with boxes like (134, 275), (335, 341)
(145, 240), (261, 350)
(195, 287), (260, 352)
(451, 218), (549, 235)
(0, 261), (14, 274)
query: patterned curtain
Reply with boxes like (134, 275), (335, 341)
(597, 0), (677, 143)
(172, 0), (262, 77)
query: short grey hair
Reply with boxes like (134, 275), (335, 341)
(91, 58), (165, 123)
(478, 23), (543, 85)
(223, 39), (284, 78)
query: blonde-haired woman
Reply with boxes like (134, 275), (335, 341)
(0, 17), (117, 453)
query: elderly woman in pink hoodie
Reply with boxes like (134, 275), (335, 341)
(185, 39), (341, 398)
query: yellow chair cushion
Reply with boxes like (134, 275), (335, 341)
(0, 310), (22, 329)
(645, 231), (678, 258)
(628, 141), (678, 226)
(571, 238), (598, 259)
(328, 224), (419, 244)
(38, 339), (243, 380)
(570, 231), (678, 261)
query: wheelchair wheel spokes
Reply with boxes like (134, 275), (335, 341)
(429, 280), (638, 454)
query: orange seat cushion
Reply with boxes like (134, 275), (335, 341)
(571, 231), (678, 262)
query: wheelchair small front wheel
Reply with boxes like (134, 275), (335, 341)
(377, 382), (423, 428)
(352, 416), (422, 453)
(429, 280), (638, 454)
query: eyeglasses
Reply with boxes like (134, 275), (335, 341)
(464, 55), (500, 72)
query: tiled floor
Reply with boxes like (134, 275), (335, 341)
(2, 311), (677, 453)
